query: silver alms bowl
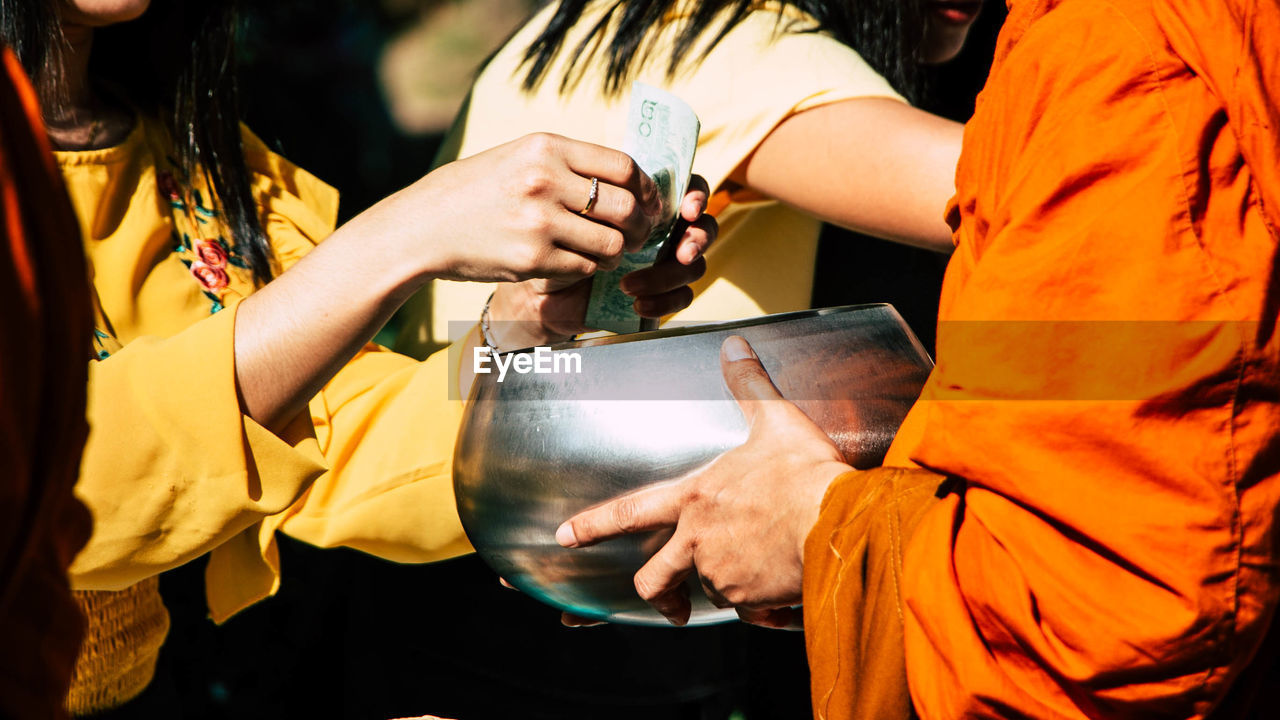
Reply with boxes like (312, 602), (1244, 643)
(453, 304), (933, 626)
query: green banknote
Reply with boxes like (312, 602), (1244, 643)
(585, 82), (700, 334)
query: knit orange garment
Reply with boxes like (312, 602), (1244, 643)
(0, 47), (94, 720)
(805, 0), (1280, 717)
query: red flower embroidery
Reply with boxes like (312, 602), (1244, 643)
(157, 172), (182, 202)
(190, 263), (230, 291)
(195, 240), (229, 268)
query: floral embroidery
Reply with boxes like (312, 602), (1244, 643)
(89, 289), (122, 360)
(189, 238), (232, 296)
(190, 261), (230, 291)
(160, 169), (249, 314)
(92, 327), (113, 360)
(195, 239), (228, 267)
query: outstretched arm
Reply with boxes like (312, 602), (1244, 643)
(732, 98), (962, 253)
(235, 133), (661, 431)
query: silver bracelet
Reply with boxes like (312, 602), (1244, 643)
(479, 291), (502, 353)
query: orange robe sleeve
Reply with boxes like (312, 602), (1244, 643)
(0, 48), (94, 720)
(804, 467), (946, 720)
(813, 0), (1280, 717)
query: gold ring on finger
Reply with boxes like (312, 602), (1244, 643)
(579, 176), (599, 215)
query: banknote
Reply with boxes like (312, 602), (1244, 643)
(584, 82), (700, 334)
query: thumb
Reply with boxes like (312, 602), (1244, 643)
(720, 335), (784, 425)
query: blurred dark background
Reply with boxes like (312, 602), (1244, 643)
(154, 1), (1007, 717)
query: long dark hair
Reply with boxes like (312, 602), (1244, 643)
(520, 0), (927, 102)
(0, 0), (275, 284)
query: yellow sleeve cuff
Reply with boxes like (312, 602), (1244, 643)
(73, 300), (327, 604)
(259, 342), (473, 579)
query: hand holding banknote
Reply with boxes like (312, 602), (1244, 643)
(483, 84), (707, 349)
(484, 174), (716, 350)
(586, 83), (702, 334)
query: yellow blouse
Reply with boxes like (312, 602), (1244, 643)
(400, 0), (905, 353)
(61, 117), (472, 623)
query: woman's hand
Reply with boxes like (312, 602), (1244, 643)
(554, 336), (852, 627)
(349, 132), (666, 288)
(483, 175), (717, 349)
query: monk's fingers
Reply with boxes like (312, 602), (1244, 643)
(648, 583), (692, 627)
(561, 612), (607, 628)
(556, 480), (684, 547)
(504, 573), (609, 628)
(737, 606), (804, 630)
(634, 533), (695, 625)
(719, 336), (786, 425)
(680, 174), (711, 221)
(621, 254), (706, 297)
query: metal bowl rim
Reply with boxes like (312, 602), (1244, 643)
(495, 302), (895, 355)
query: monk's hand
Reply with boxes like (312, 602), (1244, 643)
(486, 175), (715, 349)
(556, 335), (853, 626)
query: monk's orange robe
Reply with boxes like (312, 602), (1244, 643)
(805, 0), (1280, 716)
(0, 48), (94, 720)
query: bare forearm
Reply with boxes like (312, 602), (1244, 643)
(737, 98), (963, 253)
(234, 202), (434, 431)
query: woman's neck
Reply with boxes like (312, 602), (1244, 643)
(44, 23), (135, 151)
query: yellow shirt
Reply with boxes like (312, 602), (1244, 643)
(402, 0), (904, 353)
(61, 117), (472, 623)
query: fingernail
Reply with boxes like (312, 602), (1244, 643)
(667, 615), (688, 627)
(556, 522), (578, 547)
(681, 234), (701, 262)
(722, 336), (756, 362)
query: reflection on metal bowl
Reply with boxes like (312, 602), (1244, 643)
(452, 304), (934, 626)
